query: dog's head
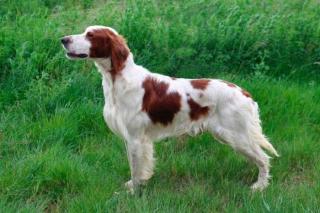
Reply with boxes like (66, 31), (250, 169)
(61, 26), (129, 71)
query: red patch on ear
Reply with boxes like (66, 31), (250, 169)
(142, 77), (181, 125)
(242, 89), (252, 98)
(222, 80), (237, 88)
(187, 98), (209, 120)
(88, 29), (129, 81)
(190, 79), (210, 90)
(87, 29), (111, 58)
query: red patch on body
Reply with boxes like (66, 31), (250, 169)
(187, 98), (209, 120)
(222, 80), (237, 88)
(87, 29), (129, 81)
(142, 77), (181, 125)
(242, 89), (252, 98)
(190, 79), (210, 90)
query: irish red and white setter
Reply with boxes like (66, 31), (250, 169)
(61, 26), (279, 193)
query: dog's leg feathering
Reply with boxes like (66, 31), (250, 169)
(140, 139), (155, 183)
(125, 137), (154, 194)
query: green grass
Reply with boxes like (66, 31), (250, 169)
(1, 0), (320, 212)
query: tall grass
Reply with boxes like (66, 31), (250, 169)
(0, 0), (320, 211)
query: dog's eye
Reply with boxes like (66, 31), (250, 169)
(87, 32), (94, 38)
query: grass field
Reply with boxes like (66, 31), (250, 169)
(1, 0), (320, 212)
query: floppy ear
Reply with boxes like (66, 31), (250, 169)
(110, 34), (129, 77)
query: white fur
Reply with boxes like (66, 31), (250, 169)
(62, 33), (90, 57)
(64, 26), (279, 194)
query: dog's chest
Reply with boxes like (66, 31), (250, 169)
(101, 78), (145, 138)
(103, 100), (122, 136)
(102, 81), (125, 136)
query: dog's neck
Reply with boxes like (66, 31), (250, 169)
(94, 53), (134, 84)
(93, 53), (136, 105)
(94, 58), (112, 80)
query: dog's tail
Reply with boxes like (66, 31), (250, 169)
(256, 133), (279, 157)
(248, 102), (279, 157)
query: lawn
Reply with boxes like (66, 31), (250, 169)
(0, 0), (320, 212)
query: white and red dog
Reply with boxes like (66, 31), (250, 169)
(61, 26), (279, 193)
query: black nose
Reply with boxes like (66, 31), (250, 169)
(61, 36), (71, 45)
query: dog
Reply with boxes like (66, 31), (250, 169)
(61, 25), (279, 193)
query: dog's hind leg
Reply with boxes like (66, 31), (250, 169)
(208, 95), (279, 190)
(210, 125), (271, 191)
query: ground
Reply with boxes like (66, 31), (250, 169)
(0, 0), (320, 212)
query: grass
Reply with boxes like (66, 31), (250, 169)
(0, 0), (320, 212)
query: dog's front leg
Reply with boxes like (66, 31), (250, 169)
(125, 139), (144, 194)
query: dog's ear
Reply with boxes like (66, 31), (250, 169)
(109, 33), (129, 79)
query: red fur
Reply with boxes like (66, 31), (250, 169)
(190, 79), (210, 90)
(222, 80), (237, 88)
(242, 89), (252, 98)
(142, 77), (181, 125)
(88, 29), (129, 81)
(187, 97), (209, 120)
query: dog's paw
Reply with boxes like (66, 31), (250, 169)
(124, 180), (134, 194)
(251, 181), (268, 192)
